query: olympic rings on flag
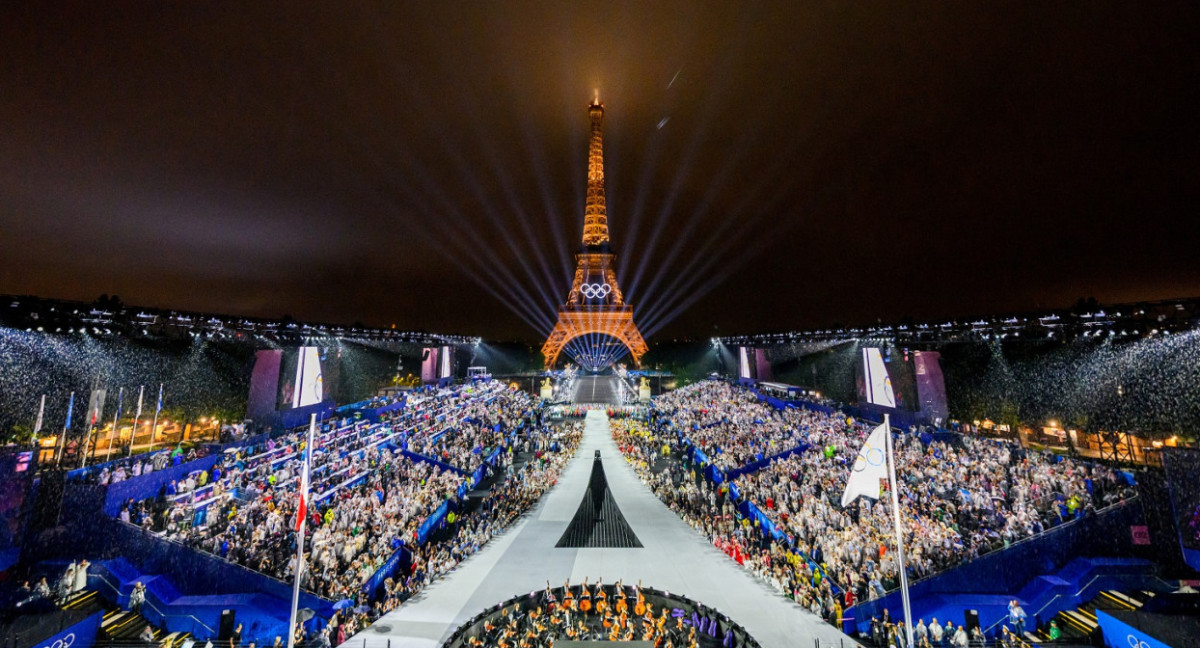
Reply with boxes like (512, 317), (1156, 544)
(580, 283), (612, 299)
(851, 443), (887, 472)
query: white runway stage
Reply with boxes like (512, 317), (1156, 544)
(348, 410), (857, 648)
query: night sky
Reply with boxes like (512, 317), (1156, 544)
(2, 2), (1198, 342)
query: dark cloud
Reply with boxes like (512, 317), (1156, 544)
(2, 2), (1198, 340)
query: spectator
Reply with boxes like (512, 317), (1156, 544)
(130, 582), (147, 614)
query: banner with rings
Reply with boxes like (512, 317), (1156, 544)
(33, 611), (101, 648)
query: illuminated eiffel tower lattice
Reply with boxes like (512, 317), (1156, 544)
(542, 100), (648, 369)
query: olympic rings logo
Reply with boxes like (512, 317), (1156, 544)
(580, 283), (612, 299)
(40, 633), (75, 648)
(1128, 635), (1151, 648)
(851, 443), (887, 472)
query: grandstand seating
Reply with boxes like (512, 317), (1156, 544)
(30, 380), (547, 645)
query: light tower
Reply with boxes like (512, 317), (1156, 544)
(541, 100), (648, 369)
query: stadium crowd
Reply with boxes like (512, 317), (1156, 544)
(100, 379), (592, 648)
(625, 380), (1134, 632)
(367, 421), (582, 620)
(614, 418), (845, 626)
(654, 382), (837, 472)
(114, 382), (561, 604)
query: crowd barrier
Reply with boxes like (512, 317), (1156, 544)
(276, 399), (337, 430)
(417, 500), (452, 545)
(723, 442), (811, 481)
(337, 397), (407, 423)
(751, 387), (925, 430)
(360, 543), (413, 600)
(470, 463), (489, 490)
(101, 455), (220, 516)
(400, 449), (470, 476)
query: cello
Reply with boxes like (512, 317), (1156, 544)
(578, 577), (592, 614)
(562, 579), (576, 612)
(594, 576), (608, 615)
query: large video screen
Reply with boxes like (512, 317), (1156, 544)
(421, 347), (439, 383)
(860, 347), (897, 408)
(855, 347), (924, 411)
(440, 345), (453, 379)
(738, 346), (753, 380)
(277, 346), (339, 410)
(755, 348), (772, 382)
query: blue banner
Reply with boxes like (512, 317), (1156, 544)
(724, 442), (810, 480)
(361, 543), (413, 599)
(1095, 609), (1173, 648)
(402, 449), (469, 476)
(33, 611), (101, 648)
(417, 500), (450, 544)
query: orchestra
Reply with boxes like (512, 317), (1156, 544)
(457, 579), (703, 648)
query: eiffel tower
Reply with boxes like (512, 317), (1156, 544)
(541, 100), (648, 369)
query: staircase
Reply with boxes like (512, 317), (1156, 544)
(61, 589), (105, 614)
(99, 608), (192, 648)
(573, 376), (620, 406)
(1024, 588), (1148, 645)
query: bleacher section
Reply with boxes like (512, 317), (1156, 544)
(646, 380), (1158, 645)
(30, 380), (538, 645)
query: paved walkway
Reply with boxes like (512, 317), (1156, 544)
(348, 410), (857, 648)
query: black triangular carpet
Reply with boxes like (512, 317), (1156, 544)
(555, 452), (643, 548)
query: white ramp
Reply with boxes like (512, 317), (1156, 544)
(348, 409), (857, 648)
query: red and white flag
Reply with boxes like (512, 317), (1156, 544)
(295, 487), (307, 531)
(295, 415), (316, 531)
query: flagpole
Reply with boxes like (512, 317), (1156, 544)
(287, 413), (317, 648)
(81, 391), (99, 469)
(57, 392), (74, 467)
(32, 394), (45, 449)
(148, 384), (162, 455)
(129, 386), (144, 457)
(106, 387), (123, 463)
(884, 413), (914, 648)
